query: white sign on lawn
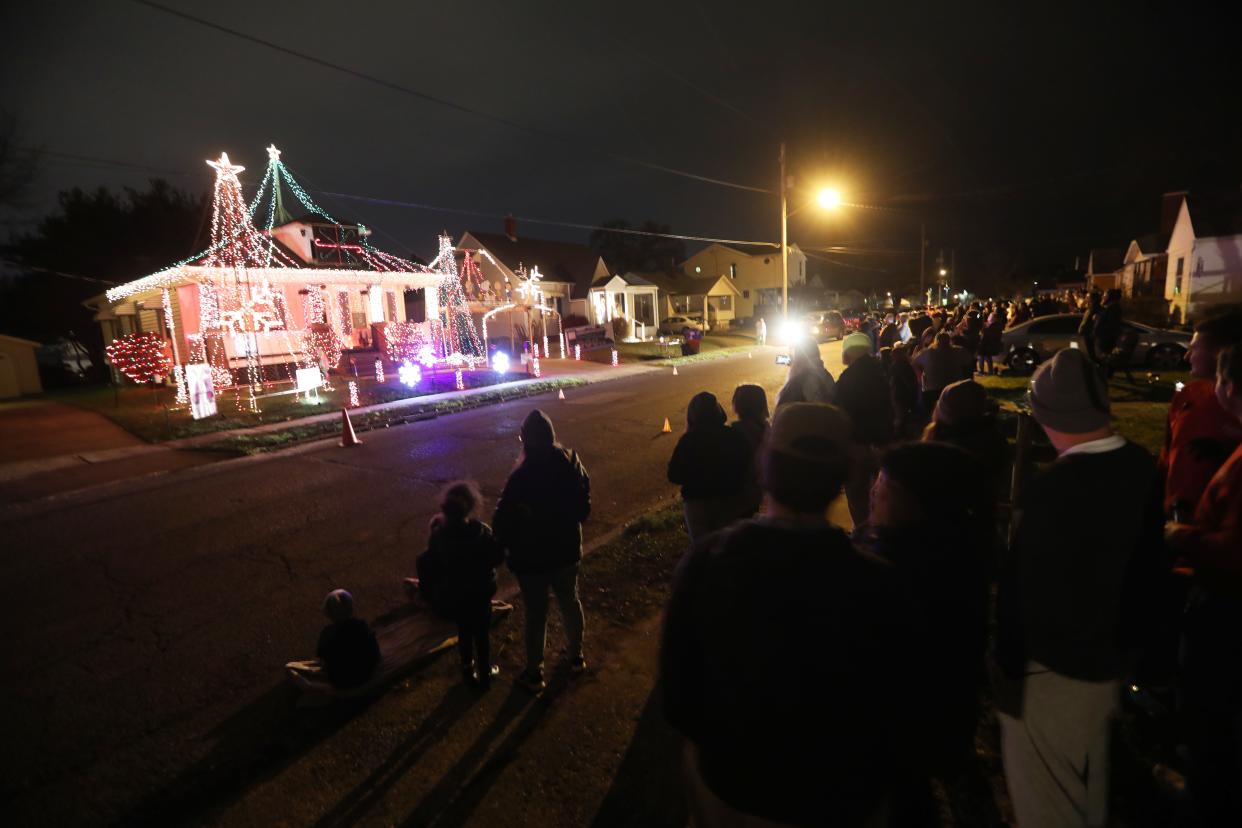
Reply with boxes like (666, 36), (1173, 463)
(185, 363), (217, 420)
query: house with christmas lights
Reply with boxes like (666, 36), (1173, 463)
(459, 225), (610, 322)
(88, 147), (483, 409)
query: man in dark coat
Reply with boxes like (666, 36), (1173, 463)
(662, 403), (914, 826)
(834, 332), (895, 526)
(493, 410), (591, 693)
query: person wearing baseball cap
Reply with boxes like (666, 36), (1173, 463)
(662, 403), (914, 825)
(995, 347), (1166, 827)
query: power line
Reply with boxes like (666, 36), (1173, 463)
(311, 187), (780, 249)
(127, 0), (773, 195)
(1, 259), (121, 286)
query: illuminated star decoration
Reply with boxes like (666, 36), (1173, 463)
(266, 144), (282, 163)
(206, 151), (246, 178)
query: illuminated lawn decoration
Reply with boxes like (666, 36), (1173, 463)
(611, 349), (619, 367)
(574, 344), (581, 361)
(348, 381), (360, 408)
(398, 361), (422, 387)
(532, 356), (541, 378)
(560, 333), (567, 359)
(106, 332), (173, 384)
(492, 351), (510, 374)
(374, 359), (385, 383)
(455, 369), (464, 390)
(418, 345), (436, 368)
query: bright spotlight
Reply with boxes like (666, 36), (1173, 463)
(817, 188), (842, 209)
(779, 318), (804, 344)
(492, 352), (510, 374)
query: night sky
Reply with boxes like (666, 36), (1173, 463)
(4, 0), (1239, 291)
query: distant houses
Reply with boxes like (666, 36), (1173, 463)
(1087, 190), (1242, 324)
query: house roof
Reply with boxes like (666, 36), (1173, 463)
(1087, 247), (1125, 273)
(465, 231), (608, 297)
(0, 333), (43, 348)
(1185, 191), (1242, 237)
(684, 241), (787, 263)
(591, 272), (656, 288)
(1133, 232), (1171, 255)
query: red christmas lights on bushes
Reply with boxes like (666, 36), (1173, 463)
(105, 333), (173, 384)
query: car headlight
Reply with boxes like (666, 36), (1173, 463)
(811, 326), (821, 334)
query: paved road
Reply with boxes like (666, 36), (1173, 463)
(1, 342), (843, 824)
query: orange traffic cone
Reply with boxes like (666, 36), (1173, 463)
(557, 388), (566, 400)
(661, 417), (672, 434)
(340, 408), (362, 447)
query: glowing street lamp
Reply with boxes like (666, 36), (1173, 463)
(816, 187), (842, 210)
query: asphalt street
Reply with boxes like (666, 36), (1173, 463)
(1, 341), (843, 825)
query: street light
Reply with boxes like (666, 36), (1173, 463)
(938, 267), (948, 277)
(817, 187), (842, 210)
(779, 141), (843, 318)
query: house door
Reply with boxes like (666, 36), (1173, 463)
(635, 293), (655, 326)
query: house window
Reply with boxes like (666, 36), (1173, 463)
(743, 290), (750, 299)
(729, 263), (737, 279)
(1176, 257), (1184, 276)
(717, 295), (732, 311)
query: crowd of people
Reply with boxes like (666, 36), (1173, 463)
(660, 308), (1242, 827)
(301, 301), (1242, 827)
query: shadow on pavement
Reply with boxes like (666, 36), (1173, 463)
(399, 677), (563, 827)
(313, 683), (482, 828)
(590, 683), (686, 828)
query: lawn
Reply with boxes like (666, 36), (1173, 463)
(50, 367), (570, 444)
(975, 368), (1188, 455)
(581, 333), (757, 365)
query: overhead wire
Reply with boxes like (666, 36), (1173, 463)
(127, 0), (773, 195)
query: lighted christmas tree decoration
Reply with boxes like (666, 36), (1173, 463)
(106, 333), (173, 384)
(348, 381), (360, 408)
(611, 349), (619, 367)
(455, 369), (464, 390)
(374, 359), (385, 383)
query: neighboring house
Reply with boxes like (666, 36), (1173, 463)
(459, 225), (609, 322)
(680, 242), (807, 321)
(1120, 233), (1169, 298)
(1164, 191), (1242, 324)
(642, 270), (743, 330)
(0, 334), (43, 399)
(587, 273), (661, 339)
(1085, 247), (1125, 291)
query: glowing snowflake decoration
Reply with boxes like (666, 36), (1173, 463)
(398, 361), (422, 388)
(417, 345), (436, 368)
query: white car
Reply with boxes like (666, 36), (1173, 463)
(658, 315), (705, 336)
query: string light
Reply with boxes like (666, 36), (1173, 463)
(559, 332), (567, 359)
(374, 359), (385, 383)
(162, 288), (189, 403)
(106, 332), (173, 384)
(455, 369), (464, 390)
(574, 344), (581, 361)
(532, 355), (541, 378)
(348, 380), (360, 407)
(611, 348), (619, 367)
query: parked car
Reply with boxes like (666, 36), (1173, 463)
(1001, 313), (1190, 373)
(805, 310), (846, 341)
(658, 315), (705, 336)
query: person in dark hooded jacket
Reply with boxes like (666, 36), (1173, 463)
(493, 410), (591, 693)
(668, 391), (757, 545)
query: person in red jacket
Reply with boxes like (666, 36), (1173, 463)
(1158, 312), (1242, 518)
(1166, 343), (1242, 825)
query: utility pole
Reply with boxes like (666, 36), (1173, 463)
(779, 142), (789, 318)
(919, 221), (926, 307)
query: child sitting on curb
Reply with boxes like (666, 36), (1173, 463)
(316, 589), (381, 690)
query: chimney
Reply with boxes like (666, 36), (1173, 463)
(1161, 191), (1188, 234)
(504, 214), (517, 242)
